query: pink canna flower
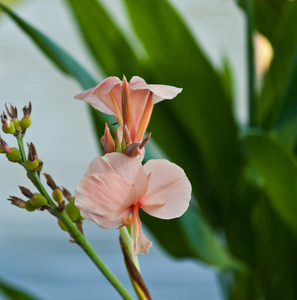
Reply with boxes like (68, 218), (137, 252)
(75, 152), (191, 257)
(75, 76), (182, 142)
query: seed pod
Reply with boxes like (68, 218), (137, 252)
(58, 219), (68, 232)
(26, 200), (36, 212)
(20, 117), (31, 129)
(30, 193), (48, 208)
(6, 147), (21, 162)
(66, 199), (82, 223)
(26, 159), (39, 171)
(52, 189), (63, 204)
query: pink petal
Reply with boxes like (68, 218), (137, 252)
(75, 173), (138, 229)
(74, 77), (122, 117)
(129, 76), (183, 104)
(84, 153), (148, 199)
(132, 208), (152, 257)
(129, 89), (151, 140)
(74, 85), (115, 116)
(141, 159), (191, 219)
(148, 84), (182, 104)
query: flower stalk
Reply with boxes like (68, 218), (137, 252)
(15, 135), (134, 300)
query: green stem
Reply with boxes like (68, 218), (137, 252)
(119, 226), (140, 271)
(16, 136), (134, 300)
(58, 212), (134, 300)
(245, 0), (256, 126)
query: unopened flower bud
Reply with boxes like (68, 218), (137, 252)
(0, 136), (11, 153)
(26, 200), (37, 212)
(5, 103), (20, 130)
(7, 196), (27, 209)
(30, 193), (48, 208)
(123, 125), (132, 149)
(26, 143), (39, 171)
(43, 173), (63, 203)
(20, 117), (31, 129)
(123, 142), (141, 157)
(6, 147), (21, 162)
(103, 123), (115, 154)
(114, 126), (123, 152)
(26, 159), (39, 171)
(1, 111), (15, 134)
(66, 199), (82, 223)
(58, 219), (68, 232)
(20, 102), (32, 129)
(52, 189), (63, 204)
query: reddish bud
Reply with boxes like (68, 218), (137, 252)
(103, 123), (115, 154)
(122, 75), (132, 132)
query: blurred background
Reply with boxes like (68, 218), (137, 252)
(0, 0), (245, 299)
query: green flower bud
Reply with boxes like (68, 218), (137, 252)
(31, 193), (48, 208)
(20, 117), (31, 129)
(36, 159), (43, 173)
(12, 118), (21, 129)
(26, 159), (39, 171)
(0, 147), (5, 154)
(6, 147), (21, 162)
(2, 122), (15, 134)
(26, 200), (36, 212)
(66, 199), (82, 223)
(58, 219), (68, 232)
(52, 189), (63, 204)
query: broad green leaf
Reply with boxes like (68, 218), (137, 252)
(244, 132), (297, 236)
(141, 204), (245, 271)
(124, 0), (244, 224)
(0, 278), (40, 300)
(236, 0), (286, 43)
(65, 0), (145, 79)
(256, 1), (297, 128)
(0, 3), (95, 90)
(252, 200), (297, 299)
(271, 46), (297, 130)
(180, 205), (246, 271)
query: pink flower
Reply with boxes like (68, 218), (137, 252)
(75, 152), (191, 257)
(75, 76), (182, 142)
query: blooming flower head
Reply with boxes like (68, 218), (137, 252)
(75, 76), (182, 142)
(75, 152), (191, 257)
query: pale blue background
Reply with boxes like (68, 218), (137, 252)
(0, 0), (245, 299)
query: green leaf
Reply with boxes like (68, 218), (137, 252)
(252, 200), (297, 299)
(65, 0), (146, 79)
(244, 132), (297, 236)
(141, 204), (245, 271)
(256, 1), (297, 128)
(236, 0), (286, 43)
(0, 3), (96, 90)
(0, 277), (40, 300)
(180, 205), (246, 271)
(124, 0), (244, 225)
(272, 45), (297, 126)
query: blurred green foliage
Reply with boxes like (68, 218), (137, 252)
(1, 0), (297, 298)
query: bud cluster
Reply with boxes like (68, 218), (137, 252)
(1, 102), (32, 137)
(1, 102), (83, 237)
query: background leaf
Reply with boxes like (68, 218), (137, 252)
(244, 132), (297, 236)
(0, 278), (40, 300)
(123, 0), (244, 227)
